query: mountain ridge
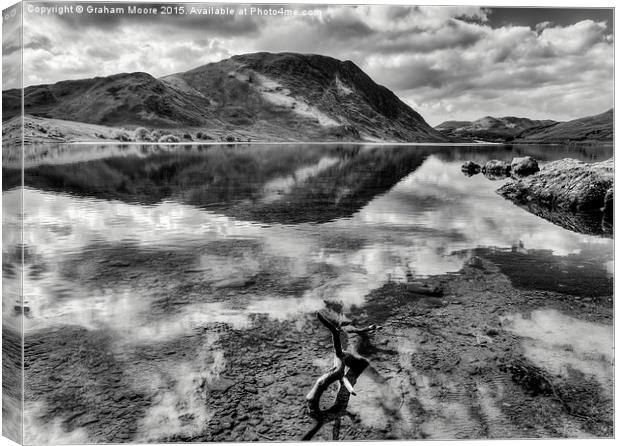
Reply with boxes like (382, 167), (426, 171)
(2, 52), (450, 143)
(435, 116), (558, 142)
(513, 109), (613, 143)
(435, 110), (613, 143)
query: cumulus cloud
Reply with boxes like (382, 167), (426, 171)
(5, 3), (613, 125)
(394, 19), (613, 124)
(535, 21), (553, 33)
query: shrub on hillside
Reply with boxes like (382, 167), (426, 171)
(134, 127), (151, 141)
(158, 134), (180, 143)
(113, 129), (132, 142)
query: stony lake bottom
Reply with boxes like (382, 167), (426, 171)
(1, 143), (614, 442)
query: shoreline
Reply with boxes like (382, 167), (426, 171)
(68, 141), (506, 146)
(3, 116), (612, 148)
(5, 139), (613, 148)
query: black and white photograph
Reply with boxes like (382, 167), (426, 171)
(1, 0), (615, 443)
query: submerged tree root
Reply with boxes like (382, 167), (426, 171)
(302, 312), (380, 441)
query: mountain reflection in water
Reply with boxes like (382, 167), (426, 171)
(2, 143), (613, 442)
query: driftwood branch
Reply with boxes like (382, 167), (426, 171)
(305, 313), (347, 413)
(345, 324), (380, 334)
(303, 312), (380, 441)
(318, 312), (344, 358)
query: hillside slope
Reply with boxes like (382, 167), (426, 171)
(168, 52), (447, 142)
(513, 109), (613, 143)
(435, 116), (557, 142)
(2, 52), (449, 143)
(2, 72), (213, 127)
(2, 114), (129, 145)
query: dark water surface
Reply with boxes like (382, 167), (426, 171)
(2, 143), (614, 442)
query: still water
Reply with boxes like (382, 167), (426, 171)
(2, 143), (614, 442)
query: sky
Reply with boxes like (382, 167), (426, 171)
(1, 1), (614, 125)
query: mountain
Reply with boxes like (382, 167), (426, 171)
(513, 109), (613, 143)
(435, 116), (557, 142)
(2, 52), (449, 143)
(2, 72), (211, 127)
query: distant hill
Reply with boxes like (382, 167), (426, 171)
(513, 109), (613, 143)
(2, 52), (449, 143)
(435, 116), (557, 142)
(433, 120), (471, 131)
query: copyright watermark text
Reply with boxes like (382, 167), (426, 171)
(26, 3), (323, 17)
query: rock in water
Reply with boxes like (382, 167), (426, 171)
(499, 158), (613, 211)
(482, 160), (511, 179)
(461, 161), (481, 176)
(483, 160), (511, 173)
(511, 156), (539, 177)
(497, 158), (613, 235)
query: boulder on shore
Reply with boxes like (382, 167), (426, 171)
(497, 158), (613, 236)
(511, 156), (539, 177)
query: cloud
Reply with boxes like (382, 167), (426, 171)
(2, 35), (21, 56)
(539, 20), (612, 54)
(24, 34), (53, 51)
(535, 21), (553, 33)
(6, 4), (613, 126)
(2, 4), (22, 89)
(353, 17), (612, 124)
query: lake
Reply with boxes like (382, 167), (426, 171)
(2, 143), (614, 442)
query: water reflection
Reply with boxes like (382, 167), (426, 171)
(3, 144), (613, 334)
(2, 143), (613, 442)
(501, 309), (613, 391)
